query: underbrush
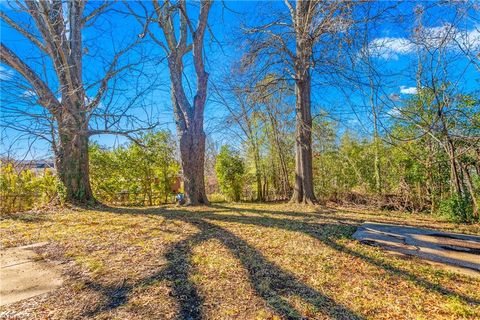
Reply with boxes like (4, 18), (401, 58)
(328, 191), (427, 212)
(0, 164), (63, 214)
(439, 194), (478, 224)
(329, 191), (479, 223)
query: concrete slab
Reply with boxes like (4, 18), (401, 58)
(0, 243), (63, 306)
(353, 223), (480, 277)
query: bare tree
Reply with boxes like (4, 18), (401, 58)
(377, 2), (480, 217)
(212, 71), (265, 201)
(244, 1), (351, 204)
(414, 19), (479, 217)
(254, 75), (293, 200)
(141, 0), (212, 205)
(1, 1), (152, 204)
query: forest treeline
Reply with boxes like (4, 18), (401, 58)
(3, 88), (479, 222)
(0, 1), (479, 222)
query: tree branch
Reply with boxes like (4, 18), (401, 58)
(0, 11), (48, 53)
(82, 1), (111, 26)
(0, 43), (60, 114)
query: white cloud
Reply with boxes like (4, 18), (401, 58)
(467, 28), (480, 46)
(387, 107), (402, 117)
(0, 65), (14, 80)
(456, 27), (480, 50)
(414, 24), (457, 49)
(400, 86), (417, 95)
(21, 90), (37, 98)
(421, 24), (480, 49)
(368, 37), (414, 60)
(368, 24), (480, 60)
(389, 93), (401, 102)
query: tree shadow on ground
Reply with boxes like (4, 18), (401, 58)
(172, 216), (363, 319)
(87, 205), (479, 319)
(198, 207), (480, 305)
(85, 207), (364, 319)
(0, 212), (51, 223)
(84, 228), (210, 319)
(211, 204), (461, 231)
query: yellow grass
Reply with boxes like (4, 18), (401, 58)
(1, 203), (479, 319)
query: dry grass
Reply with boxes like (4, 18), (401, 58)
(1, 203), (479, 319)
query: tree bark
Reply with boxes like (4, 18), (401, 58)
(155, 0), (212, 206)
(370, 81), (381, 194)
(178, 127), (209, 205)
(462, 164), (478, 219)
(475, 148), (480, 176)
(1, 2), (133, 207)
(0, 43), (94, 205)
(289, 0), (317, 205)
(265, 106), (291, 199)
(252, 141), (264, 201)
(55, 111), (94, 204)
(290, 75), (317, 204)
(446, 138), (463, 197)
(169, 56), (210, 206)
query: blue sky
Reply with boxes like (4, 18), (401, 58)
(1, 1), (479, 159)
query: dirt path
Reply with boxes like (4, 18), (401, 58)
(0, 243), (63, 306)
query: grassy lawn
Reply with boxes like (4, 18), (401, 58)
(1, 203), (479, 319)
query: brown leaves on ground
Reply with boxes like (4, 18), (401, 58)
(1, 203), (479, 319)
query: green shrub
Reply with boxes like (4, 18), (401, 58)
(208, 192), (227, 203)
(215, 145), (245, 202)
(438, 194), (476, 223)
(89, 130), (179, 205)
(0, 163), (60, 213)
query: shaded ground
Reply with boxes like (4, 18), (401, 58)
(352, 223), (480, 277)
(0, 203), (479, 319)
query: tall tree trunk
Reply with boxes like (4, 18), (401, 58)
(156, 0), (212, 206)
(263, 174), (268, 201)
(370, 80), (381, 194)
(475, 148), (480, 176)
(289, 0), (317, 205)
(462, 164), (478, 219)
(170, 66), (210, 206)
(373, 127), (381, 194)
(446, 139), (463, 197)
(268, 113), (291, 199)
(279, 151), (290, 200)
(252, 141), (264, 201)
(290, 75), (317, 204)
(178, 127), (209, 205)
(55, 111), (94, 204)
(426, 139), (436, 214)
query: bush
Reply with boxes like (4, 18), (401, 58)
(0, 163), (60, 213)
(438, 194), (477, 223)
(208, 192), (227, 203)
(89, 130), (179, 205)
(215, 146), (245, 202)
